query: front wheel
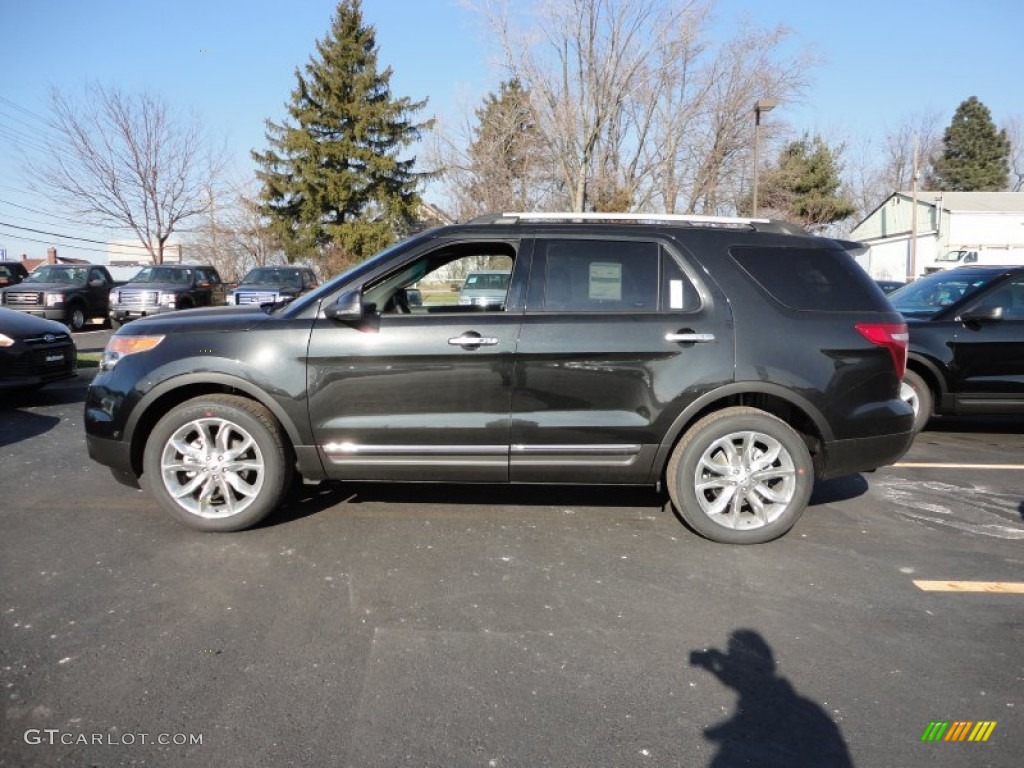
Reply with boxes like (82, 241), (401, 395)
(900, 369), (933, 434)
(666, 407), (814, 544)
(66, 305), (86, 332)
(142, 394), (292, 531)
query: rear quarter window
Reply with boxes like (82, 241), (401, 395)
(730, 245), (887, 311)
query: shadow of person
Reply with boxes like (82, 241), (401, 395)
(691, 630), (854, 767)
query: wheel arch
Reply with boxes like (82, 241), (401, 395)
(123, 373), (307, 479)
(650, 384), (830, 483)
(906, 353), (947, 402)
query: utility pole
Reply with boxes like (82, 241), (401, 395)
(909, 135), (919, 281)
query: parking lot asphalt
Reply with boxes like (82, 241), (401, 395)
(1, 355), (1021, 767)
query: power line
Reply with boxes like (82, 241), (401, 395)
(0, 228), (115, 256)
(0, 95), (53, 126)
(0, 197), (95, 227)
(0, 220), (160, 250)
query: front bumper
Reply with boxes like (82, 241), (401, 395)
(110, 305), (177, 321)
(4, 307), (67, 321)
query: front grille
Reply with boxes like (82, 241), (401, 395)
(236, 292), (276, 305)
(117, 290), (159, 306)
(25, 332), (72, 345)
(4, 291), (42, 306)
(1, 341), (75, 381)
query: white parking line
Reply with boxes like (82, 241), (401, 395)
(914, 580), (1024, 594)
(894, 462), (1024, 470)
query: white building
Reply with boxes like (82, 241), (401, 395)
(107, 240), (183, 266)
(849, 191), (1024, 280)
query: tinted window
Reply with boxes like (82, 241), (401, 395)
(731, 246), (884, 311)
(539, 239), (658, 312)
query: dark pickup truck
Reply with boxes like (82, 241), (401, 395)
(109, 264), (226, 328)
(0, 263), (115, 331)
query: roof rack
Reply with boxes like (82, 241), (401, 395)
(466, 211), (807, 235)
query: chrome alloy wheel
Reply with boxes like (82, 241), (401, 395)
(693, 430), (797, 530)
(899, 380), (919, 418)
(159, 417), (265, 519)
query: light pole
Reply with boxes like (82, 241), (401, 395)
(752, 98), (777, 217)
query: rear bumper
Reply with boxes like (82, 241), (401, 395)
(820, 430), (914, 479)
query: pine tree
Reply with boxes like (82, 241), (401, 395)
(756, 134), (856, 228)
(461, 79), (543, 216)
(252, 0), (430, 267)
(930, 96), (1010, 191)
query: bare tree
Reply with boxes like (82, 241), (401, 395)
(30, 83), (224, 263)
(1005, 115), (1024, 192)
(472, 0), (814, 215)
(188, 181), (285, 281)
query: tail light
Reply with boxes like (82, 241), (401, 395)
(855, 322), (908, 379)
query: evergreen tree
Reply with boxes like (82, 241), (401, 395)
(755, 134), (856, 228)
(461, 79), (543, 217)
(930, 96), (1010, 191)
(252, 0), (430, 267)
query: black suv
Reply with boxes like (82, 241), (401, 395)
(109, 264), (226, 328)
(85, 213), (914, 543)
(226, 266), (318, 306)
(889, 265), (1024, 432)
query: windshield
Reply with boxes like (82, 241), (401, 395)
(24, 266), (88, 284)
(132, 267), (193, 284)
(888, 270), (999, 316)
(936, 250), (966, 263)
(242, 268), (303, 288)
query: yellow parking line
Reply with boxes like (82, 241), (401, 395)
(894, 462), (1024, 470)
(913, 580), (1024, 593)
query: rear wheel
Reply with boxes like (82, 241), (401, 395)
(142, 394), (292, 531)
(900, 369), (932, 434)
(666, 407), (813, 544)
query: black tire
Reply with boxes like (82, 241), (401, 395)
(666, 406), (814, 544)
(66, 304), (86, 332)
(141, 394), (292, 532)
(900, 369), (933, 435)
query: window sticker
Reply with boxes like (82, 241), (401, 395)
(669, 279), (684, 309)
(589, 262), (622, 300)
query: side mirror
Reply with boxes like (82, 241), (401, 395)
(959, 305), (1004, 324)
(323, 289), (366, 324)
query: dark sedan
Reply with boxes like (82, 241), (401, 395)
(0, 307), (78, 390)
(890, 265), (1024, 432)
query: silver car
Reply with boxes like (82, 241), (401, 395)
(458, 270), (511, 308)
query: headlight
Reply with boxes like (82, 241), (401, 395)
(227, 293), (237, 305)
(0, 333), (15, 348)
(45, 294), (65, 307)
(158, 292), (178, 307)
(100, 335), (164, 371)
(109, 290), (119, 302)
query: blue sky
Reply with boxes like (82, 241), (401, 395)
(1, 0), (1021, 261)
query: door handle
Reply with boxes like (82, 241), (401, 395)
(665, 332), (715, 343)
(448, 334), (499, 347)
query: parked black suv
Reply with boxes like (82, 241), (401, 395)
(85, 213), (914, 543)
(889, 265), (1024, 432)
(0, 263), (115, 331)
(109, 264), (226, 328)
(226, 266), (318, 306)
